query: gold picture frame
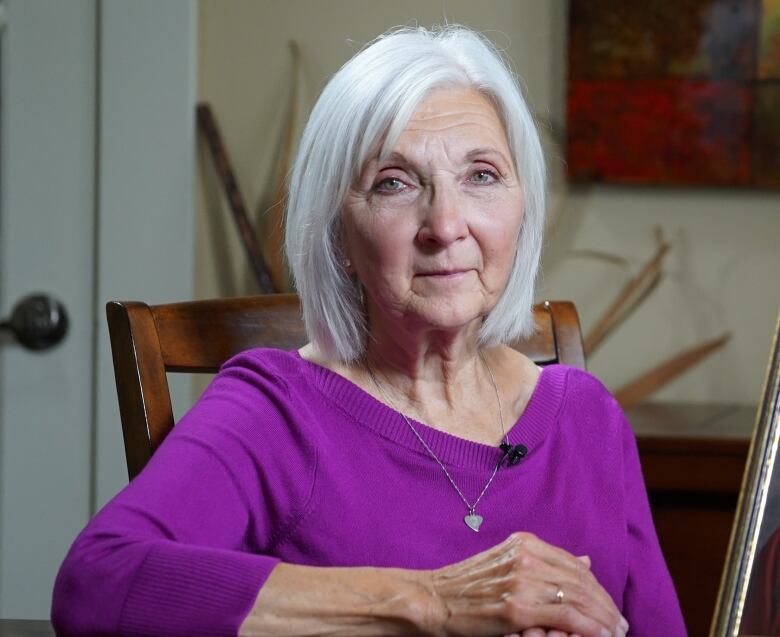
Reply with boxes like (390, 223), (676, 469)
(711, 310), (780, 636)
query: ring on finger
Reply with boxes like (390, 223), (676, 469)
(554, 585), (565, 604)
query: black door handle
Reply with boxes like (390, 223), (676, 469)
(0, 293), (69, 351)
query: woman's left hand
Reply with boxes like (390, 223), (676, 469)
(505, 631), (580, 637)
(510, 551), (589, 637)
(505, 551), (591, 636)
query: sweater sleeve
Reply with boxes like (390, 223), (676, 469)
(617, 403), (687, 637)
(51, 354), (315, 637)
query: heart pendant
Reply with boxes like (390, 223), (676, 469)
(464, 513), (483, 532)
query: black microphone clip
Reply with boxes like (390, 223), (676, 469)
(499, 442), (528, 466)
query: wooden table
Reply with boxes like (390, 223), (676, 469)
(630, 402), (756, 637)
(0, 620), (53, 637)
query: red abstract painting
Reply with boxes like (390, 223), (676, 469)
(567, 0), (780, 188)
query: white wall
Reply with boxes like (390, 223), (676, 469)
(197, 0), (780, 405)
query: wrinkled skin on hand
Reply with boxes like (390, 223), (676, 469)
(420, 533), (628, 637)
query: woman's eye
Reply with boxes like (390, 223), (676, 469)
(374, 177), (406, 193)
(470, 169), (498, 184)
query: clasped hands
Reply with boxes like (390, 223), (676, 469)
(420, 532), (629, 637)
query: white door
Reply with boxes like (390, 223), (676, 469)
(0, 0), (97, 618)
(0, 0), (195, 618)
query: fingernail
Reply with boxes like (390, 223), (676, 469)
(600, 629), (611, 637)
(620, 616), (629, 631)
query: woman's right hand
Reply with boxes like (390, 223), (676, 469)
(419, 532), (628, 637)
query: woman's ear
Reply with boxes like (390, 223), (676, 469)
(335, 222), (355, 274)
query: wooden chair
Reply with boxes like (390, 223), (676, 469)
(106, 294), (585, 480)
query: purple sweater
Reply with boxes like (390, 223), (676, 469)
(52, 349), (686, 636)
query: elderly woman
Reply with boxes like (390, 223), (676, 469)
(53, 26), (685, 637)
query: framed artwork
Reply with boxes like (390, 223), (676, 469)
(711, 310), (780, 636)
(567, 0), (780, 188)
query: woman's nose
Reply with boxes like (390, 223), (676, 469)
(416, 185), (468, 247)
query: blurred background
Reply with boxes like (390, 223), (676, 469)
(0, 1), (778, 633)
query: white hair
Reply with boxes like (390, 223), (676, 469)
(285, 25), (546, 362)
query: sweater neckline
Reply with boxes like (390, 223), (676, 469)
(295, 351), (569, 472)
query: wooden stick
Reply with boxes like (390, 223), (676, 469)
(262, 40), (301, 293)
(611, 267), (663, 334)
(614, 333), (732, 409)
(566, 249), (628, 267)
(197, 102), (276, 294)
(584, 237), (670, 355)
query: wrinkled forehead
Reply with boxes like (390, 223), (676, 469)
(353, 85), (513, 178)
(393, 88), (511, 151)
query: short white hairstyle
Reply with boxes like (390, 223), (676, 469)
(285, 25), (546, 362)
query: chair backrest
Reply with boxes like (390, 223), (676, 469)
(107, 294), (585, 480)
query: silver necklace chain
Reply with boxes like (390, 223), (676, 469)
(365, 354), (508, 531)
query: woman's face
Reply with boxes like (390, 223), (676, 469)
(341, 87), (524, 338)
